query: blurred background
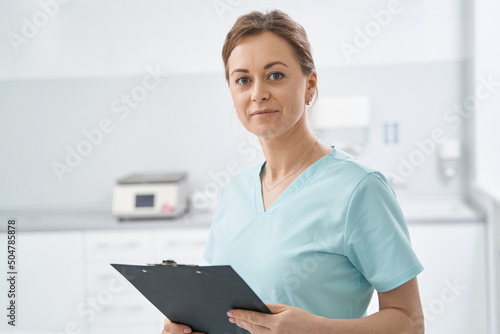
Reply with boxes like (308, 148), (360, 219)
(0, 0), (499, 333)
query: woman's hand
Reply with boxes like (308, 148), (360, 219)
(227, 303), (324, 334)
(161, 317), (205, 334)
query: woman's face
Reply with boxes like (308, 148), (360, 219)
(227, 32), (316, 139)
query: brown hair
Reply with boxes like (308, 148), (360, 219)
(222, 9), (316, 83)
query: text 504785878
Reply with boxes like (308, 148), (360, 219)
(6, 219), (17, 326)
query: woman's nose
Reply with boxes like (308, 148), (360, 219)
(251, 80), (270, 102)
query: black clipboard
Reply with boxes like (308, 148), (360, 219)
(111, 260), (271, 334)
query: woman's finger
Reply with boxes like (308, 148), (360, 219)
(162, 317), (205, 334)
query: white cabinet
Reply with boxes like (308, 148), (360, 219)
(82, 229), (158, 334)
(82, 226), (210, 334)
(0, 231), (85, 334)
(367, 222), (488, 334)
(150, 227), (210, 330)
(152, 227), (210, 265)
(0, 225), (210, 334)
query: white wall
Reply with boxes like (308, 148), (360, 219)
(473, 0), (500, 187)
(0, 0), (471, 211)
(0, 0), (466, 79)
(472, 1), (500, 332)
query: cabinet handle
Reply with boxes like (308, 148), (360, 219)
(101, 302), (144, 312)
(93, 241), (142, 249)
(126, 303), (145, 310)
(124, 241), (141, 247)
(96, 273), (114, 280)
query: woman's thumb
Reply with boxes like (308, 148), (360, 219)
(264, 303), (288, 314)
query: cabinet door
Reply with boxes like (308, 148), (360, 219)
(83, 229), (159, 334)
(151, 226), (211, 330)
(367, 222), (488, 334)
(83, 227), (211, 334)
(0, 230), (85, 333)
(152, 227), (210, 265)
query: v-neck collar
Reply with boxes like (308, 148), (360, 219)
(254, 146), (336, 215)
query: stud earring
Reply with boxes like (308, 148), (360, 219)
(306, 95), (312, 105)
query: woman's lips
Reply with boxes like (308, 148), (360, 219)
(251, 109), (278, 118)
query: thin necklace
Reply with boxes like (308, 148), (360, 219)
(263, 139), (318, 192)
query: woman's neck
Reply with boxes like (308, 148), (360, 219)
(258, 121), (319, 182)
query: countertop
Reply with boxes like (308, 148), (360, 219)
(0, 196), (484, 233)
(398, 196), (484, 223)
(0, 209), (214, 232)
(472, 181), (500, 206)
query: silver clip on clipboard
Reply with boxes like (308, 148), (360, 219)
(147, 259), (193, 266)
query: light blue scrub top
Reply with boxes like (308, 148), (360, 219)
(203, 147), (423, 319)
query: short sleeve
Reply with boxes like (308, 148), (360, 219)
(344, 172), (423, 292)
(203, 181), (227, 264)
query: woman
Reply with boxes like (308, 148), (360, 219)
(163, 9), (424, 334)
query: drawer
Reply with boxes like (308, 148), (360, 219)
(84, 230), (154, 262)
(89, 325), (161, 334)
(83, 293), (159, 326)
(85, 263), (139, 294)
(153, 228), (209, 262)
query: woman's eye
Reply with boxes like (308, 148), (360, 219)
(269, 72), (284, 80)
(237, 77), (250, 85)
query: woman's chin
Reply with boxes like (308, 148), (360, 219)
(249, 127), (285, 139)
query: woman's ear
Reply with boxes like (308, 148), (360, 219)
(305, 71), (318, 104)
(307, 71), (318, 91)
